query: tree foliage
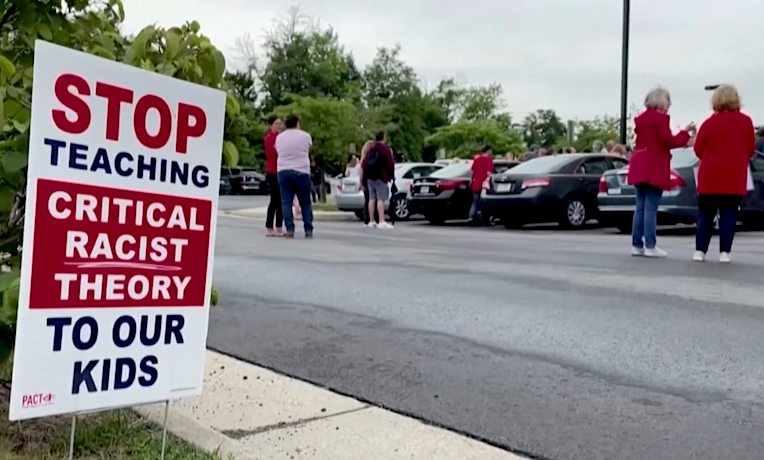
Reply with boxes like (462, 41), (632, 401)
(426, 120), (524, 158)
(569, 116), (620, 152)
(522, 109), (567, 148)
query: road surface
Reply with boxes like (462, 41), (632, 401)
(209, 207), (764, 460)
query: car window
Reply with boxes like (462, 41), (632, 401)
(230, 168), (241, 175)
(430, 162), (473, 179)
(493, 162), (518, 174)
(610, 158), (629, 170)
(577, 158), (609, 175)
(751, 154), (764, 172)
(670, 148), (698, 169)
(220, 168), (230, 175)
(503, 155), (572, 174)
(403, 166), (430, 179)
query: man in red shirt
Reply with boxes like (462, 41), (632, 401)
(264, 116), (284, 236)
(469, 146), (494, 225)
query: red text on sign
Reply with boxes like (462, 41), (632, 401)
(52, 74), (207, 154)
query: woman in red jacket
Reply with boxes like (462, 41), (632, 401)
(628, 87), (694, 258)
(693, 85), (755, 264)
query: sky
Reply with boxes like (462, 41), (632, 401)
(121, 0), (764, 129)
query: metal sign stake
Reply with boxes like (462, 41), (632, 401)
(160, 400), (170, 460)
(67, 415), (76, 460)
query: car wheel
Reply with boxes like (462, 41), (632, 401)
(354, 210), (365, 221)
(392, 195), (410, 220)
(561, 197), (588, 228)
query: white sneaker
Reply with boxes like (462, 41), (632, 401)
(377, 222), (394, 229)
(631, 246), (645, 257)
(719, 252), (731, 264)
(644, 247), (668, 258)
(366, 222), (377, 228)
(692, 251), (706, 262)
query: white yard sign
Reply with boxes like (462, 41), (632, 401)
(9, 41), (225, 420)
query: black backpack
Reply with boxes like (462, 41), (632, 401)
(364, 146), (384, 180)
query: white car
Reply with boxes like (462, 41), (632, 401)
(335, 162), (443, 220)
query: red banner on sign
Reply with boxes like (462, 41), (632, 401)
(29, 179), (212, 309)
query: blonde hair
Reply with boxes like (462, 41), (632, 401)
(612, 144), (627, 156)
(644, 87), (670, 109)
(360, 141), (374, 161)
(712, 85), (741, 112)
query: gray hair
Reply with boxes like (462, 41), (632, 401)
(592, 140), (604, 151)
(644, 87), (670, 109)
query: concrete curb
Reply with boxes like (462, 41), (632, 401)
(135, 404), (250, 459)
(225, 207), (359, 222)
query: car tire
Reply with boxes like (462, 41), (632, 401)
(354, 210), (365, 221)
(560, 196), (589, 229)
(392, 195), (410, 220)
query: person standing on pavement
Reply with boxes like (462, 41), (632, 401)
(264, 116), (284, 237)
(468, 146), (494, 226)
(276, 115), (314, 238)
(359, 141), (374, 226)
(628, 87), (694, 258)
(361, 132), (395, 229)
(692, 85), (755, 264)
(345, 155), (360, 178)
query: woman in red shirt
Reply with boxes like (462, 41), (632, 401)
(693, 85), (756, 263)
(627, 87), (694, 258)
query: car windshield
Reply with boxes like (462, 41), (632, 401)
(671, 148), (698, 168)
(503, 155), (573, 174)
(429, 162), (472, 179)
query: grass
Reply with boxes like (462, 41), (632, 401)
(312, 201), (338, 212)
(1, 362), (226, 460)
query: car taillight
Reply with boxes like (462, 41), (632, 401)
(669, 170), (686, 188)
(599, 176), (608, 193)
(434, 180), (463, 190)
(521, 177), (551, 190)
(409, 183), (415, 193)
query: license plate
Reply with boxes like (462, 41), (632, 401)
(609, 187), (622, 195)
(420, 186), (430, 194)
(496, 183), (513, 193)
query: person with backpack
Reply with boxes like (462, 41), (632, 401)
(360, 132), (395, 229)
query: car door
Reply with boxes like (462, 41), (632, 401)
(742, 153), (764, 214)
(575, 157), (611, 198)
(399, 166), (436, 197)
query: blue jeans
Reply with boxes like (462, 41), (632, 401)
(278, 170), (313, 234)
(632, 184), (662, 249)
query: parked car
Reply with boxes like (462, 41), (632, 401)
(598, 148), (764, 232)
(409, 160), (520, 224)
(481, 154), (628, 229)
(219, 175), (232, 195)
(335, 163), (443, 220)
(221, 167), (269, 195)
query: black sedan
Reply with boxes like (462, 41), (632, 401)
(481, 154), (629, 229)
(598, 149), (764, 232)
(222, 167), (269, 195)
(409, 160), (519, 224)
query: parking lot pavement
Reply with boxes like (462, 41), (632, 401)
(210, 214), (764, 460)
(217, 194), (270, 211)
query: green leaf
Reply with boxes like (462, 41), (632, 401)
(165, 30), (181, 60)
(0, 186), (15, 213)
(11, 119), (29, 133)
(198, 53), (216, 83)
(0, 323), (12, 365)
(2, 152), (27, 173)
(159, 62), (176, 76)
(0, 273), (16, 293)
(190, 20), (201, 33)
(222, 140), (239, 167)
(37, 23), (53, 41)
(90, 45), (116, 60)
(0, 55), (16, 83)
(212, 50), (226, 84)
(210, 284), (218, 306)
(225, 93), (240, 117)
(124, 25), (155, 65)
(112, 0), (125, 21)
(1, 275), (20, 325)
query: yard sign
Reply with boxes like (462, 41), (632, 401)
(9, 41), (225, 420)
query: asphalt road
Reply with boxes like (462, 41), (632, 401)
(209, 207), (764, 460)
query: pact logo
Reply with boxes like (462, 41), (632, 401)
(21, 393), (55, 408)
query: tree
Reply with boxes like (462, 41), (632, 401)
(272, 94), (372, 173)
(425, 120), (524, 158)
(430, 78), (510, 125)
(363, 45), (427, 161)
(570, 116), (620, 152)
(255, 7), (360, 110)
(522, 109), (567, 148)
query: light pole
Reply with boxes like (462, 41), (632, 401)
(619, 0), (630, 145)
